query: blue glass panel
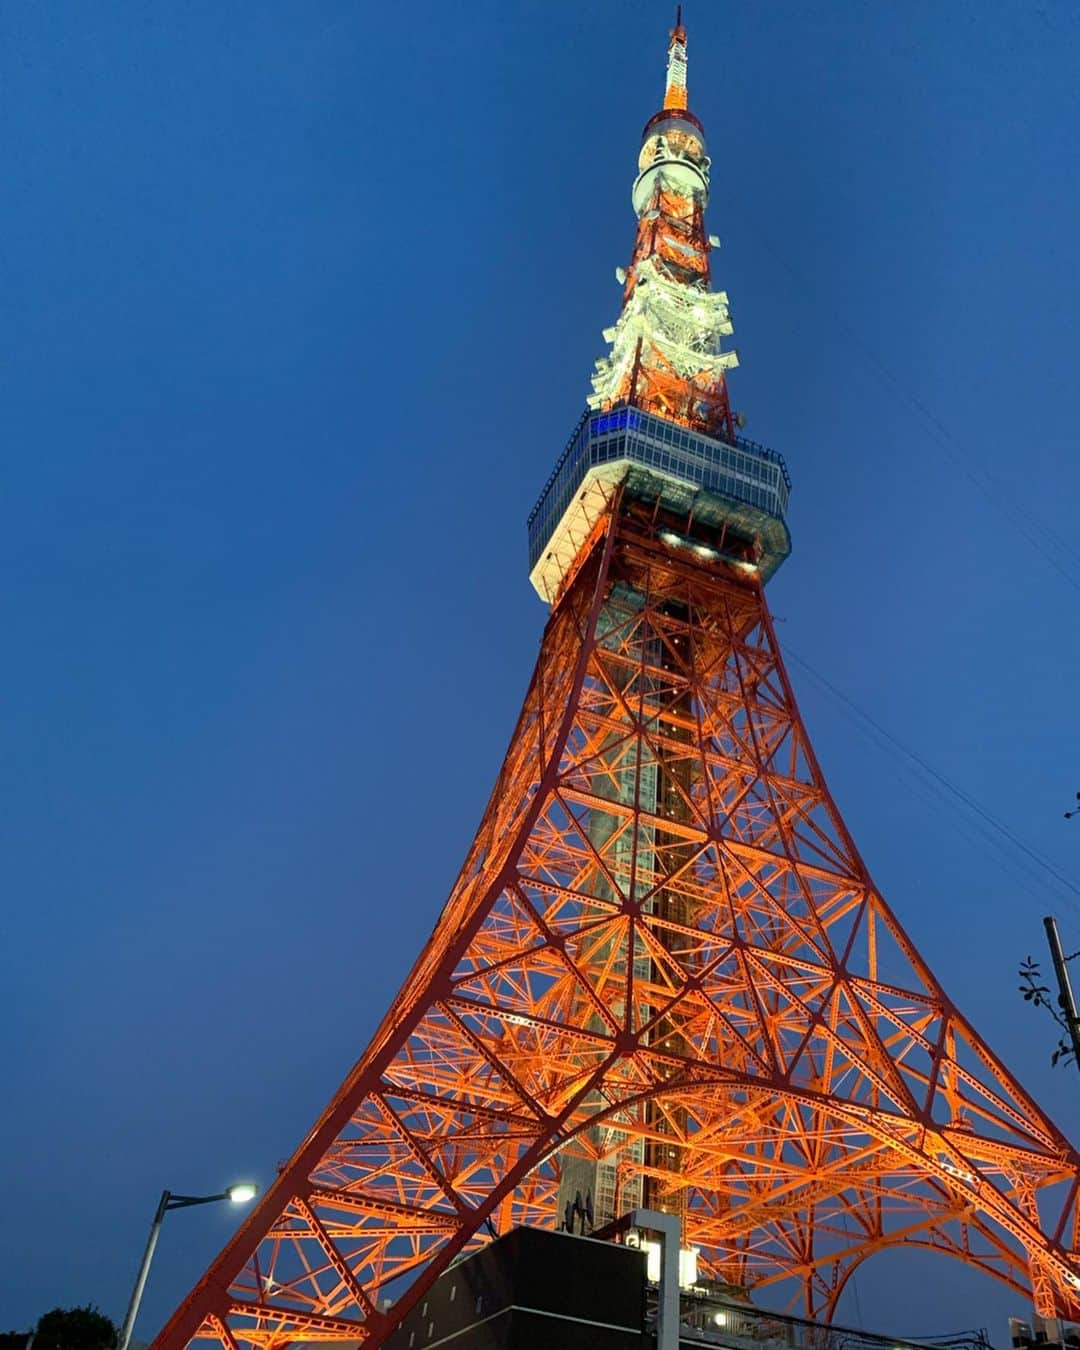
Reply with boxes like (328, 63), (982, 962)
(528, 405), (791, 572)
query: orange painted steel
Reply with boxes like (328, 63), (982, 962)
(155, 500), (1080, 1350)
(599, 9), (734, 442)
(604, 215), (736, 438)
(663, 7), (688, 110)
(606, 177), (736, 438)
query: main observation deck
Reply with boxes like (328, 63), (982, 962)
(528, 406), (792, 602)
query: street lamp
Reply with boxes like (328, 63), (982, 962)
(117, 1183), (258, 1350)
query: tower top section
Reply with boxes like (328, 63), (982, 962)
(593, 9), (730, 440)
(632, 7), (708, 221)
(664, 6), (689, 110)
(528, 11), (792, 605)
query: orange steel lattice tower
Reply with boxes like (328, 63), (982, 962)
(155, 14), (1080, 1349)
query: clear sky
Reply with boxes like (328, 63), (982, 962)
(2, 1), (1079, 1343)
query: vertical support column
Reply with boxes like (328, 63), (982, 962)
(630, 1208), (681, 1350)
(1044, 916), (1080, 1070)
(643, 589), (691, 1231)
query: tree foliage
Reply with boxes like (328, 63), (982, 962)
(1018, 956), (1076, 1068)
(33, 1307), (118, 1350)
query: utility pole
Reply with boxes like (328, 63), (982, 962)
(1043, 916), (1080, 1072)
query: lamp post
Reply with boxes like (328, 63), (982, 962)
(117, 1183), (258, 1350)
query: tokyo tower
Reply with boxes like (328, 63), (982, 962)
(155, 12), (1080, 1348)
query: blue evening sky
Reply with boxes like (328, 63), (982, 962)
(1, 1), (1079, 1342)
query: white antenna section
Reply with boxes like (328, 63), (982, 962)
(588, 256), (737, 410)
(665, 34), (688, 108)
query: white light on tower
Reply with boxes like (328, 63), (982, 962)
(679, 1246), (699, 1287)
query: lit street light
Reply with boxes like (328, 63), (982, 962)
(118, 1183), (258, 1350)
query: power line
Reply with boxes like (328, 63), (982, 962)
(785, 645), (1080, 925)
(802, 672), (1073, 916)
(736, 226), (1080, 596)
(722, 157), (1080, 928)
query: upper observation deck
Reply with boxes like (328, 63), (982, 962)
(528, 405), (792, 603)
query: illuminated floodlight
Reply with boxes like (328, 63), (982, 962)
(641, 1239), (699, 1288)
(226, 1183), (258, 1203)
(679, 1246), (699, 1287)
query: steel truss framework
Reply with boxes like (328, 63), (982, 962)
(591, 184), (738, 442)
(156, 501), (1080, 1350)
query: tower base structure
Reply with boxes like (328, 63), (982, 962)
(155, 486), (1080, 1350)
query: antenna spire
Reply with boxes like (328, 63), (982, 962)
(665, 6), (689, 110)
